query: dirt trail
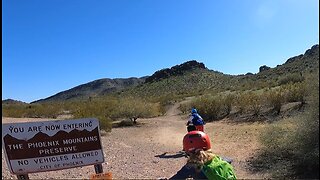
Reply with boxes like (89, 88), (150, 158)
(2, 101), (269, 179)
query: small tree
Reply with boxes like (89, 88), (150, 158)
(111, 97), (160, 124)
(267, 89), (284, 115)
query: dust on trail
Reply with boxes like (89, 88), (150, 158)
(2, 100), (269, 179)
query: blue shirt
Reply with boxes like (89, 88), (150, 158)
(190, 113), (204, 125)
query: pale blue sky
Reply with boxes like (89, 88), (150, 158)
(2, 0), (319, 103)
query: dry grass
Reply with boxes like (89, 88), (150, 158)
(204, 119), (269, 179)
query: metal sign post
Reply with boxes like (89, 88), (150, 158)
(94, 163), (103, 174)
(17, 174), (29, 180)
(90, 163), (113, 180)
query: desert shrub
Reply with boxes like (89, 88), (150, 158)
(97, 116), (112, 132)
(266, 88), (285, 114)
(199, 96), (221, 120)
(263, 82), (306, 115)
(278, 73), (304, 85)
(260, 118), (297, 155)
(292, 107), (319, 178)
(2, 103), (62, 118)
(235, 91), (264, 116)
(234, 92), (246, 114)
(281, 82), (307, 103)
(186, 95), (217, 121)
(33, 103), (64, 118)
(222, 94), (235, 115)
(2, 104), (27, 117)
(110, 96), (161, 120)
(179, 102), (191, 114)
(248, 93), (263, 116)
(72, 100), (114, 131)
(187, 94), (235, 121)
(258, 70), (319, 178)
(257, 117), (298, 178)
(290, 71), (319, 178)
(70, 96), (161, 130)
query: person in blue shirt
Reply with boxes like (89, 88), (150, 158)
(187, 108), (205, 132)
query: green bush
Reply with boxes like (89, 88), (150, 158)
(222, 94), (235, 115)
(282, 82), (307, 103)
(97, 116), (112, 132)
(2, 104), (27, 117)
(278, 73), (304, 85)
(199, 96), (221, 120)
(179, 102), (191, 114)
(110, 96), (161, 120)
(184, 95), (217, 121)
(291, 71), (319, 177)
(72, 100), (114, 131)
(235, 91), (264, 116)
(248, 93), (263, 116)
(186, 94), (235, 121)
(2, 103), (62, 118)
(266, 88), (284, 114)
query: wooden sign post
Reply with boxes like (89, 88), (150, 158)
(2, 118), (105, 178)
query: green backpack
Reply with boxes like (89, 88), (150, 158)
(201, 156), (237, 180)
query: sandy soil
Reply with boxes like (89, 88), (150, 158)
(2, 102), (270, 179)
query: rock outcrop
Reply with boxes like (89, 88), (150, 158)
(145, 60), (206, 83)
(259, 65), (271, 73)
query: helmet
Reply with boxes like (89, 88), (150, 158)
(191, 108), (197, 114)
(183, 131), (211, 154)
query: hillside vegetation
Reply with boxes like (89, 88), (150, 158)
(251, 70), (319, 179)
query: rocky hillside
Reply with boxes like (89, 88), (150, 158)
(256, 44), (319, 77)
(145, 60), (206, 83)
(234, 44), (319, 88)
(125, 44), (319, 99)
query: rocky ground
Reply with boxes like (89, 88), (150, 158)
(2, 102), (270, 179)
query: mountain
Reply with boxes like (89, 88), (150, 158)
(255, 44), (319, 77)
(233, 44), (319, 87)
(31, 44), (319, 103)
(32, 60), (213, 103)
(2, 99), (29, 105)
(32, 77), (147, 103)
